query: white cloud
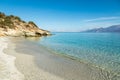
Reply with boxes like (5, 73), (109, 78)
(84, 17), (120, 22)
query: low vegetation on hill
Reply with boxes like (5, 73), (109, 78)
(0, 12), (50, 37)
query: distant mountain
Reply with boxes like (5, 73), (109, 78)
(81, 25), (120, 33)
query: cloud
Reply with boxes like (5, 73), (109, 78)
(84, 17), (120, 22)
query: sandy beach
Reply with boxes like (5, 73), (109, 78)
(0, 37), (24, 80)
(4, 37), (64, 80)
(1, 37), (115, 80)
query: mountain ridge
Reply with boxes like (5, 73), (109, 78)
(81, 25), (120, 33)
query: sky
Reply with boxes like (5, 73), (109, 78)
(0, 0), (120, 32)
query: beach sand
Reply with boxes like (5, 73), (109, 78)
(4, 38), (64, 80)
(2, 37), (118, 80)
(0, 37), (24, 80)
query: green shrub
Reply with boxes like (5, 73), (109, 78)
(28, 21), (38, 27)
(0, 12), (5, 18)
(0, 16), (14, 29)
(14, 16), (21, 21)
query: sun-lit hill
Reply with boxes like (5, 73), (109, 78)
(0, 12), (50, 37)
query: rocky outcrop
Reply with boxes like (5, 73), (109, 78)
(0, 12), (51, 37)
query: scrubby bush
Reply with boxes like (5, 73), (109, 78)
(0, 12), (5, 18)
(0, 16), (14, 29)
(14, 16), (21, 21)
(28, 21), (38, 27)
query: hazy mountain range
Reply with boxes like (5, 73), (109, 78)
(81, 25), (120, 33)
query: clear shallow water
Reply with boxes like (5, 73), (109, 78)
(38, 33), (120, 74)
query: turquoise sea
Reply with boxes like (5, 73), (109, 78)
(38, 33), (120, 75)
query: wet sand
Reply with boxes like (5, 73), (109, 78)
(0, 37), (24, 80)
(4, 38), (64, 80)
(4, 37), (119, 80)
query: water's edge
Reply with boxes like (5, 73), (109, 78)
(4, 37), (120, 80)
(38, 43), (120, 79)
(22, 37), (120, 80)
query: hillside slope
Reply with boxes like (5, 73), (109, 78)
(0, 12), (50, 37)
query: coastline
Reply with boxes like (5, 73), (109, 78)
(1, 37), (119, 80)
(0, 37), (24, 80)
(5, 37), (118, 80)
(4, 37), (64, 80)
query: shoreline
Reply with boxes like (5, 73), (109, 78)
(0, 37), (24, 80)
(1, 37), (119, 80)
(8, 37), (117, 80)
(41, 44), (120, 77)
(4, 37), (64, 80)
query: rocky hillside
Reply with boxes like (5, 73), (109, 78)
(81, 25), (120, 33)
(0, 12), (51, 37)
